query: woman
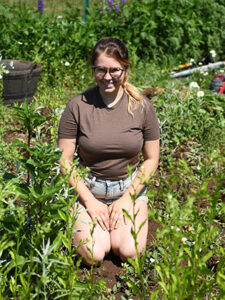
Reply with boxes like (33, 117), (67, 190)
(58, 37), (160, 266)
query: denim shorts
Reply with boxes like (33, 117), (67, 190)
(83, 168), (148, 205)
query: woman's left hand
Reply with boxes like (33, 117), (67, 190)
(108, 196), (132, 230)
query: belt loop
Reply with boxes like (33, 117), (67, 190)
(119, 179), (124, 191)
(90, 175), (96, 189)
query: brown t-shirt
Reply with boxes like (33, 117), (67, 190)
(58, 86), (160, 179)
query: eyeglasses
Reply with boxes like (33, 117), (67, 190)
(92, 66), (125, 78)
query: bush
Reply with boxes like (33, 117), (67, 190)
(89, 0), (225, 63)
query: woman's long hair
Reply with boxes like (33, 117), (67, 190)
(91, 37), (144, 115)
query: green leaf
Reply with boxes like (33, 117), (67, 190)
(127, 257), (136, 268)
(58, 209), (67, 222)
(202, 250), (213, 263)
(58, 276), (67, 289)
(20, 273), (28, 288)
(0, 235), (15, 257)
(15, 183), (30, 197)
(3, 172), (17, 180)
(158, 281), (168, 294)
(136, 219), (147, 235)
(122, 209), (132, 221)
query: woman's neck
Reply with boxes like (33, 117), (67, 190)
(100, 86), (124, 107)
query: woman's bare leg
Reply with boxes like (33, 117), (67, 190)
(72, 203), (111, 266)
(110, 200), (148, 261)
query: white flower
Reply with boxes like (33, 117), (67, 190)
(189, 58), (195, 65)
(18, 41), (23, 45)
(171, 225), (174, 229)
(197, 91), (204, 97)
(176, 227), (180, 232)
(58, 15), (63, 19)
(150, 258), (155, 263)
(55, 107), (64, 116)
(198, 62), (203, 66)
(189, 82), (199, 90)
(192, 241), (195, 245)
(196, 165), (201, 170)
(0, 74), (2, 80)
(210, 50), (216, 58)
(203, 72), (208, 76)
(182, 237), (188, 242)
(199, 248), (202, 252)
(65, 62), (70, 66)
(168, 194), (173, 200)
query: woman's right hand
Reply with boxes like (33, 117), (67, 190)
(84, 199), (110, 231)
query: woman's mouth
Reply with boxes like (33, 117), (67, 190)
(102, 81), (115, 88)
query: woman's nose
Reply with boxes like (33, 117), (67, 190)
(103, 69), (112, 79)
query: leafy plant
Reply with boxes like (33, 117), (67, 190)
(0, 100), (98, 298)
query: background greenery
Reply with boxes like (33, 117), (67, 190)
(0, 0), (224, 299)
(0, 0), (225, 85)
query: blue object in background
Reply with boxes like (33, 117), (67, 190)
(83, 0), (90, 22)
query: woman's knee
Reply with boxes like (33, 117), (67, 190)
(113, 243), (137, 261)
(115, 244), (146, 261)
(77, 245), (104, 266)
(112, 235), (147, 262)
(77, 241), (110, 266)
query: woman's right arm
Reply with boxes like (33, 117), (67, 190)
(57, 138), (110, 231)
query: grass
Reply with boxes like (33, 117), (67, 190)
(2, 0), (98, 15)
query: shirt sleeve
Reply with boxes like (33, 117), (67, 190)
(58, 96), (80, 139)
(143, 98), (160, 141)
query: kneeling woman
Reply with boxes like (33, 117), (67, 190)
(58, 37), (160, 265)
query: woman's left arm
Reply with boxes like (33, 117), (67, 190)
(109, 139), (160, 229)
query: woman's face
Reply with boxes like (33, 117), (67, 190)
(93, 52), (125, 97)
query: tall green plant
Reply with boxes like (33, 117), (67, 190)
(148, 158), (224, 299)
(0, 99), (110, 298)
(12, 100), (50, 215)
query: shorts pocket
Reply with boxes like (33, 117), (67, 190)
(83, 176), (106, 199)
